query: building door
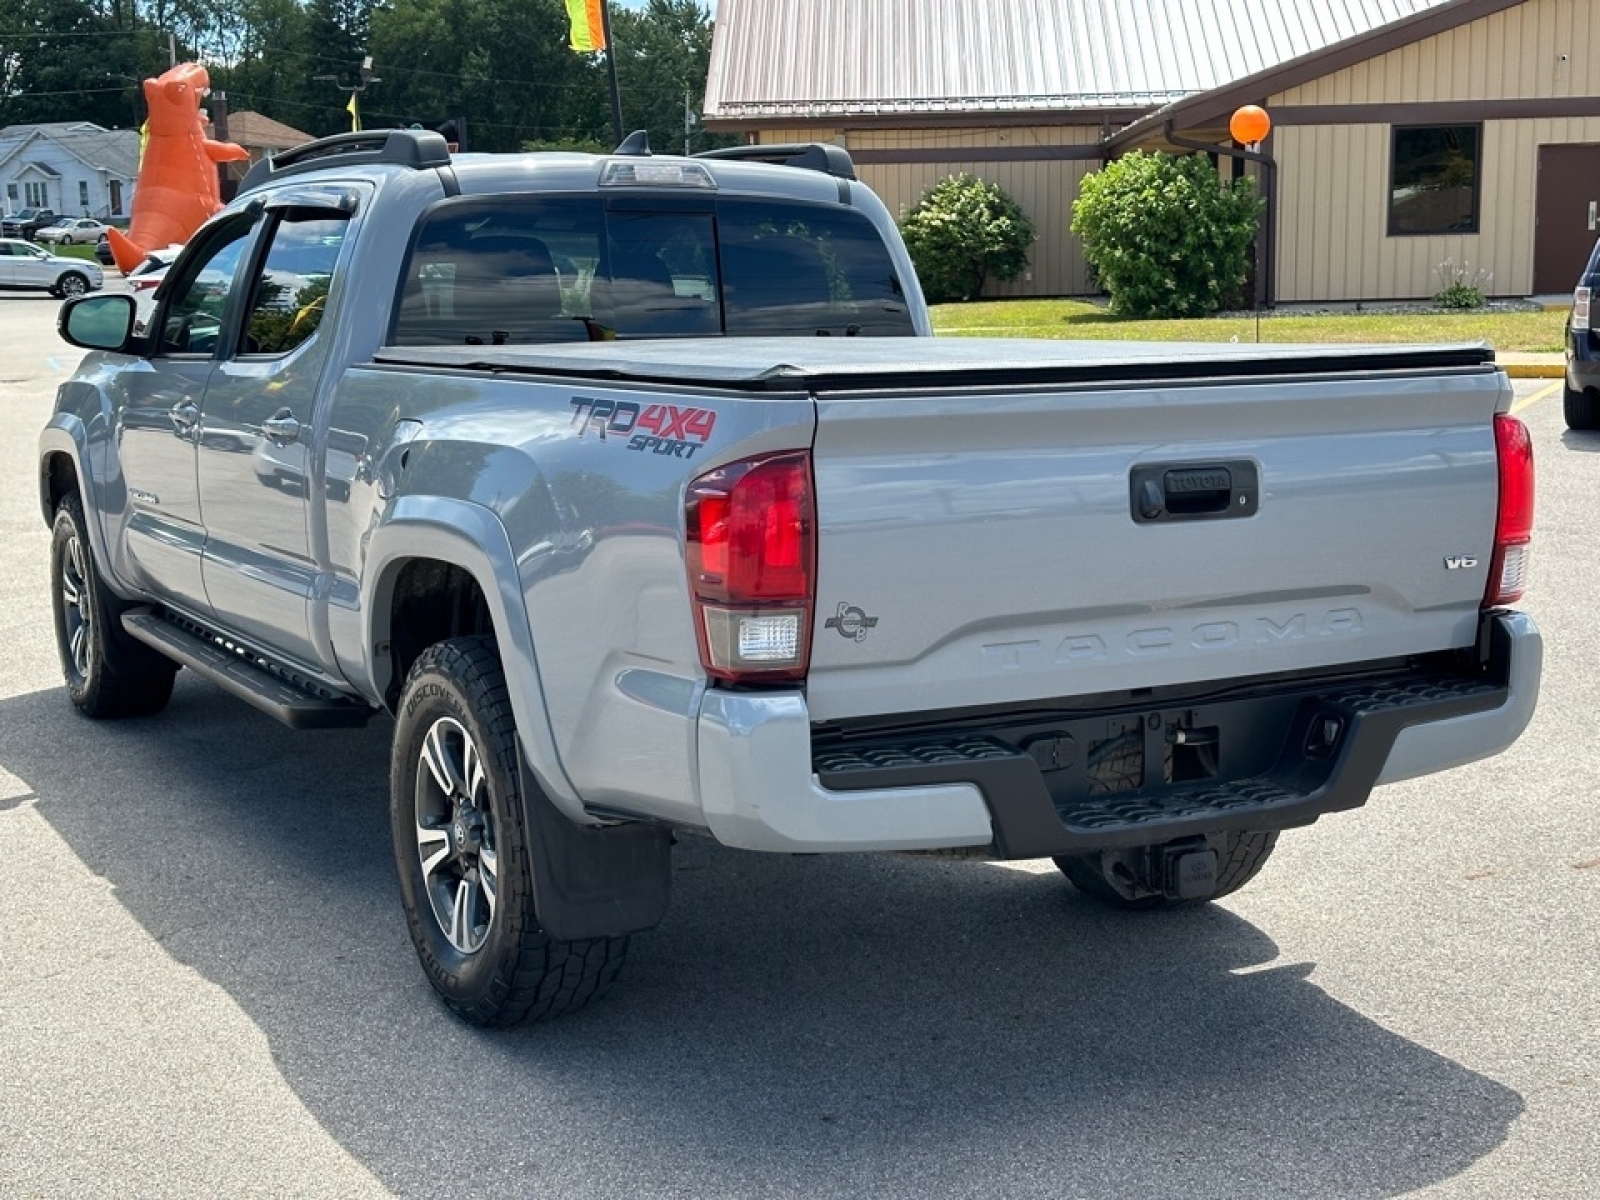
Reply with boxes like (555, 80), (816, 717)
(1534, 143), (1600, 294)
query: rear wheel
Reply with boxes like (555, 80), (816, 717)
(391, 636), (627, 1026)
(1565, 383), (1600, 431)
(1055, 830), (1279, 910)
(50, 494), (177, 718)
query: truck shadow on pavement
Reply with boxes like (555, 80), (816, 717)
(1, 675), (1521, 1200)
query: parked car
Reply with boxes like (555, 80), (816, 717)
(1565, 237), (1600, 431)
(0, 237), (103, 297)
(36, 218), (111, 246)
(94, 235), (114, 266)
(1, 207), (59, 240)
(125, 246), (182, 334)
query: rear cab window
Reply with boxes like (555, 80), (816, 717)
(391, 195), (913, 345)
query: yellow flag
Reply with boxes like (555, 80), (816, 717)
(566, 0), (607, 52)
(346, 92), (361, 132)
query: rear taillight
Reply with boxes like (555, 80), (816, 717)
(685, 451), (815, 683)
(1485, 413), (1534, 608)
(1575, 286), (1592, 331)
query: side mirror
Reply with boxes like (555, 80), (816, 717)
(59, 293), (136, 351)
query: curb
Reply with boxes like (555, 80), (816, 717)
(1501, 363), (1565, 379)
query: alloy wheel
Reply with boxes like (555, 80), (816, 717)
(58, 530), (92, 682)
(413, 716), (499, 954)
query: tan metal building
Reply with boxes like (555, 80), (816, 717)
(703, 0), (1600, 302)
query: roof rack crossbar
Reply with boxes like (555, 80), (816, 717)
(239, 129), (452, 194)
(694, 142), (856, 181)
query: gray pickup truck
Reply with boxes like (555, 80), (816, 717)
(41, 130), (1541, 1026)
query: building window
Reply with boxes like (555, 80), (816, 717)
(1389, 125), (1481, 235)
(109, 180), (123, 216)
(24, 181), (48, 208)
(6, 184), (16, 203)
(78, 181), (89, 212)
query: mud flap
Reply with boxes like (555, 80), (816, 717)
(518, 752), (672, 941)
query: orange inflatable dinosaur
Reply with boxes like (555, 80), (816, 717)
(107, 62), (247, 275)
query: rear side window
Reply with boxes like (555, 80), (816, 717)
(241, 212), (348, 356)
(392, 195), (913, 345)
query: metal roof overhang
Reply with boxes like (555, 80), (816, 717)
(1105, 0), (1527, 148)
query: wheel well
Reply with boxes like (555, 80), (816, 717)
(384, 559), (494, 709)
(42, 452), (78, 521)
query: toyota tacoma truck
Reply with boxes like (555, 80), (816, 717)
(40, 129), (1541, 1026)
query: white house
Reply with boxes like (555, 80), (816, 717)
(0, 122), (140, 220)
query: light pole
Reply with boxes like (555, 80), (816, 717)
(314, 55), (380, 132)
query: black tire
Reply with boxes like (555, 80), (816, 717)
(1054, 830), (1279, 910)
(50, 493), (177, 718)
(53, 272), (89, 299)
(391, 636), (627, 1026)
(1565, 383), (1600, 431)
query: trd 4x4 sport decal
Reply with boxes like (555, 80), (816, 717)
(570, 397), (717, 459)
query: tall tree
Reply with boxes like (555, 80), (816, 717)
(0, 0), (166, 128)
(368, 0), (593, 150)
(608, 0), (729, 155)
(0, 0), (730, 157)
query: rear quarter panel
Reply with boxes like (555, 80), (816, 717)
(324, 364), (815, 826)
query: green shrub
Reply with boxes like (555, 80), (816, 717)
(899, 174), (1035, 303)
(1070, 151), (1263, 319)
(1432, 258), (1491, 309)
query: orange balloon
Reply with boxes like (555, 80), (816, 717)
(108, 62), (248, 274)
(1230, 105), (1272, 145)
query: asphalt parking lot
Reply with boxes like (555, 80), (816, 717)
(0, 293), (1596, 1198)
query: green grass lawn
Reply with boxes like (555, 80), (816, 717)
(930, 298), (1570, 353)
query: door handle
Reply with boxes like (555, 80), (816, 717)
(1590, 200), (1597, 232)
(1129, 460), (1260, 523)
(168, 401), (199, 435)
(262, 408), (301, 444)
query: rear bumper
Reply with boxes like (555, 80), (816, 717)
(693, 612), (1540, 855)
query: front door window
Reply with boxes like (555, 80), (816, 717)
(158, 221), (256, 356)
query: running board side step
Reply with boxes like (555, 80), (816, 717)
(122, 609), (375, 729)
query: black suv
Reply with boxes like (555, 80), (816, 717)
(1567, 237), (1600, 431)
(1, 207), (58, 240)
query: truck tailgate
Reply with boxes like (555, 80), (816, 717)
(806, 351), (1509, 722)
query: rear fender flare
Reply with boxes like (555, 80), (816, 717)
(362, 495), (586, 821)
